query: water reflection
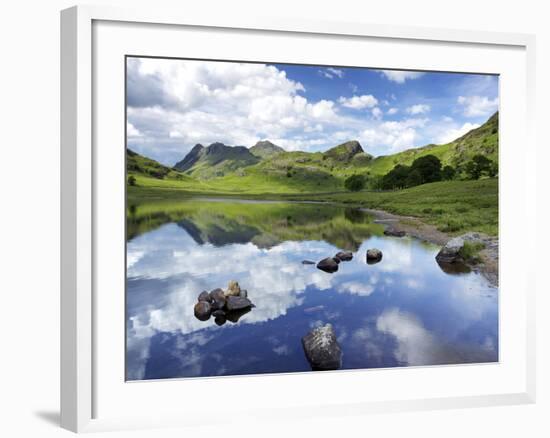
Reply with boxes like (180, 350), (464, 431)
(126, 199), (498, 380)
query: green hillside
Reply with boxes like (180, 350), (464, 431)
(368, 112), (498, 175)
(127, 112), (498, 194)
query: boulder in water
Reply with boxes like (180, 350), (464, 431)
(334, 251), (353, 262)
(301, 324), (342, 370)
(366, 248), (383, 264)
(317, 257), (339, 273)
(194, 301), (211, 321)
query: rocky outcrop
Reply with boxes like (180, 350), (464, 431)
(366, 248), (383, 264)
(301, 324), (343, 370)
(436, 232), (488, 264)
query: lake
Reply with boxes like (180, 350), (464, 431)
(126, 198), (498, 380)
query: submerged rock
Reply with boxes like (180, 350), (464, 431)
(317, 257), (339, 273)
(301, 324), (343, 370)
(198, 291), (211, 302)
(226, 295), (253, 311)
(334, 251), (353, 262)
(214, 315), (227, 326)
(194, 301), (211, 321)
(366, 248), (383, 264)
(302, 260), (316, 265)
(384, 228), (406, 237)
(225, 280), (241, 297)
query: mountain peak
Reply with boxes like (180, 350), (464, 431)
(250, 140), (285, 159)
(323, 140), (364, 161)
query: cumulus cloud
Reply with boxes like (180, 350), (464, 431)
(457, 95), (499, 117)
(387, 107), (398, 115)
(379, 70), (425, 83)
(127, 122), (142, 137)
(360, 118), (428, 152)
(436, 122), (480, 144)
(371, 107), (383, 120)
(127, 58), (344, 164)
(406, 104), (430, 115)
(338, 94), (378, 109)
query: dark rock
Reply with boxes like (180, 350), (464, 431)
(197, 291), (211, 302)
(226, 296), (253, 311)
(301, 324), (343, 371)
(384, 228), (406, 237)
(316, 257), (339, 273)
(302, 260), (316, 265)
(225, 306), (251, 323)
(334, 251), (353, 262)
(212, 309), (226, 318)
(194, 301), (211, 321)
(366, 248), (383, 264)
(214, 315), (227, 326)
(209, 288), (226, 310)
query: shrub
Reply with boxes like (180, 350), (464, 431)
(458, 241), (485, 263)
(127, 175), (136, 186)
(344, 174), (366, 192)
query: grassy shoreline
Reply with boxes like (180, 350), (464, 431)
(128, 178), (498, 237)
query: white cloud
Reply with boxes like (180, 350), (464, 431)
(457, 95), (499, 117)
(387, 107), (398, 115)
(359, 118), (428, 152)
(436, 122), (480, 144)
(338, 94), (378, 109)
(319, 67), (344, 79)
(371, 107), (383, 120)
(380, 70), (425, 83)
(406, 104), (430, 115)
(127, 122), (142, 137)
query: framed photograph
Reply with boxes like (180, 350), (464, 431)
(61, 5), (536, 433)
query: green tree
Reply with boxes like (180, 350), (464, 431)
(465, 154), (492, 180)
(344, 174), (366, 192)
(127, 175), (136, 186)
(488, 161), (498, 177)
(441, 165), (456, 181)
(405, 169), (423, 187)
(381, 164), (410, 190)
(410, 154), (442, 184)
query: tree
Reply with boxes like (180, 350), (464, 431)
(344, 174), (365, 192)
(465, 154), (492, 180)
(490, 162), (498, 177)
(381, 164), (410, 190)
(405, 169), (423, 187)
(441, 165), (456, 181)
(410, 155), (442, 184)
(127, 175), (136, 186)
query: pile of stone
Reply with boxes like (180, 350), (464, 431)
(194, 280), (254, 326)
(316, 250), (353, 273)
(383, 228), (406, 237)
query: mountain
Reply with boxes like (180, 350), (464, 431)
(174, 142), (260, 179)
(249, 140), (285, 159)
(129, 112), (498, 192)
(127, 148), (176, 179)
(323, 140), (365, 162)
(368, 112), (498, 175)
(174, 144), (205, 172)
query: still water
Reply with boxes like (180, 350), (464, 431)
(126, 198), (498, 380)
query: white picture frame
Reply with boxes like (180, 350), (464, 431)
(60, 4), (537, 433)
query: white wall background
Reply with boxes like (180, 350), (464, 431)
(0, 0), (546, 437)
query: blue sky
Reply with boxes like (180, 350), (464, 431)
(127, 57), (499, 166)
